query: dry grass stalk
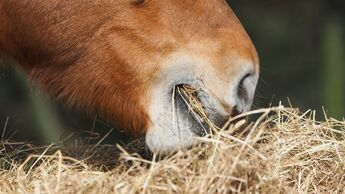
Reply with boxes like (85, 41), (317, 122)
(0, 91), (345, 193)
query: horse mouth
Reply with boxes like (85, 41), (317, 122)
(173, 84), (221, 136)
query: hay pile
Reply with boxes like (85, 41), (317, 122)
(1, 106), (345, 193)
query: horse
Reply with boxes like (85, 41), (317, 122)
(0, 0), (259, 152)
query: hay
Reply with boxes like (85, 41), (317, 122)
(1, 84), (345, 194)
(1, 106), (344, 193)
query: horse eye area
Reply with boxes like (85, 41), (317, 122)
(174, 85), (217, 136)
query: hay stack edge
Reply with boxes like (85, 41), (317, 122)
(1, 104), (344, 193)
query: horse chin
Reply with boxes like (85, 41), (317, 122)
(145, 123), (197, 154)
(145, 85), (199, 154)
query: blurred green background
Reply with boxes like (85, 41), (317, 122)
(0, 0), (344, 143)
(231, 0), (345, 118)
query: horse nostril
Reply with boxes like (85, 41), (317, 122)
(237, 73), (251, 102)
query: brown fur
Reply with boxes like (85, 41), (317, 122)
(0, 0), (258, 134)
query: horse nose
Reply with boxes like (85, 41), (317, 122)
(237, 73), (252, 105)
(234, 70), (258, 114)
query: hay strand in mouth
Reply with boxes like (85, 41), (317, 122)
(176, 85), (220, 134)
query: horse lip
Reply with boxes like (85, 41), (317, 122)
(174, 85), (210, 136)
